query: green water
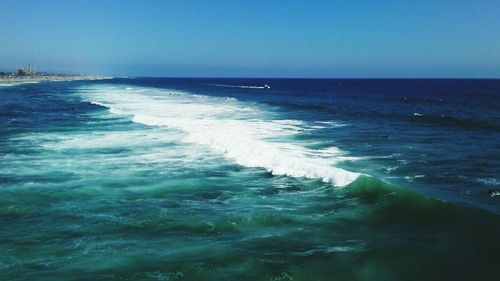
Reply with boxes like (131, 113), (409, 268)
(1, 80), (499, 280)
(3, 175), (499, 280)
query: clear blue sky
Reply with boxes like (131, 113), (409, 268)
(1, 0), (499, 78)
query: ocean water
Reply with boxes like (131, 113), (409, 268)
(1, 78), (499, 280)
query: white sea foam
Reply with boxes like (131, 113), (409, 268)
(78, 85), (360, 187)
(476, 178), (500, 186)
(90, 101), (107, 107)
(209, 83), (269, 89)
(404, 175), (426, 182)
(0, 81), (40, 87)
(315, 121), (347, 127)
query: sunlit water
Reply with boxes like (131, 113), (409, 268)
(1, 78), (499, 280)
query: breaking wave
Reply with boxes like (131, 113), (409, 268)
(79, 85), (360, 187)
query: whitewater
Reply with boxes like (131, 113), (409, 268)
(80, 85), (360, 187)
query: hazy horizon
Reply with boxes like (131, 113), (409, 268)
(1, 0), (499, 78)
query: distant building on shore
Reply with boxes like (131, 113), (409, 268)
(17, 64), (36, 76)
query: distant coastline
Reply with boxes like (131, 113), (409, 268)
(0, 74), (112, 85)
(0, 65), (111, 85)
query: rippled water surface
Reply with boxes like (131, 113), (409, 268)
(1, 78), (499, 280)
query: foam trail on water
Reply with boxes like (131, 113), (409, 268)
(80, 85), (360, 187)
(209, 83), (270, 89)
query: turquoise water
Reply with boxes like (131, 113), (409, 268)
(1, 79), (499, 280)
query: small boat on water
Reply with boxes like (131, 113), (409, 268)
(263, 84), (271, 89)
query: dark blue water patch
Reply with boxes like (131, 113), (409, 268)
(0, 82), (106, 137)
(409, 113), (499, 130)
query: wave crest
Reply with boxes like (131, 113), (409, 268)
(80, 85), (360, 187)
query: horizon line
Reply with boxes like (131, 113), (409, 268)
(123, 76), (500, 80)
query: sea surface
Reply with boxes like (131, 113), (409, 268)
(1, 78), (499, 280)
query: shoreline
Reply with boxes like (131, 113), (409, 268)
(0, 75), (112, 85)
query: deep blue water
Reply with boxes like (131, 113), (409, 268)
(1, 78), (499, 280)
